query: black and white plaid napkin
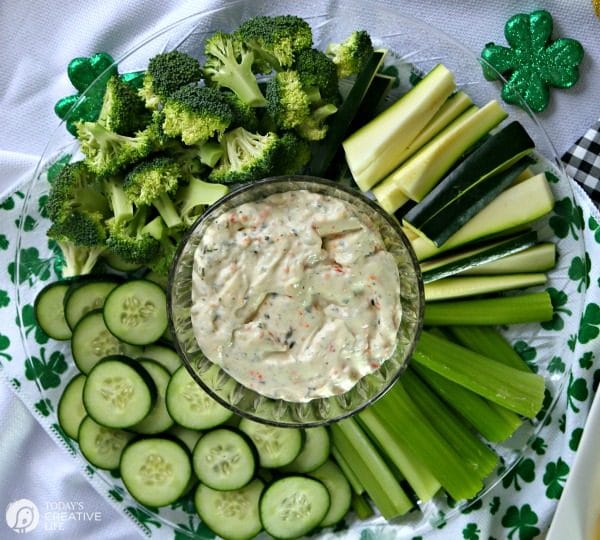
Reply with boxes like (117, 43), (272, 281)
(562, 119), (600, 205)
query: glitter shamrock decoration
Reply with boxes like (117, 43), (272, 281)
(54, 52), (118, 135)
(481, 10), (584, 113)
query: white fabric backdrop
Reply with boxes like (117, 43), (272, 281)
(0, 0), (598, 538)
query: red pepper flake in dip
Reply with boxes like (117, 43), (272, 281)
(191, 190), (401, 402)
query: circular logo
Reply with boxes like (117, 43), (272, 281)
(5, 499), (39, 534)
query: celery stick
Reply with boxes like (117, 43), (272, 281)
(358, 407), (441, 502)
(402, 369), (499, 478)
(351, 492), (374, 520)
(423, 291), (553, 326)
(330, 418), (413, 519)
(413, 331), (545, 418)
(331, 445), (364, 495)
(371, 381), (483, 501)
(413, 362), (522, 443)
(448, 325), (530, 371)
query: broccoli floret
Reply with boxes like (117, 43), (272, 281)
(106, 206), (161, 265)
(45, 161), (109, 222)
(47, 213), (107, 277)
(237, 15), (313, 71)
(293, 48), (339, 100)
(265, 70), (337, 139)
(273, 131), (311, 175)
(209, 127), (280, 184)
(175, 177), (229, 227)
(123, 156), (183, 229)
(139, 50), (202, 109)
(76, 121), (154, 176)
(326, 30), (374, 79)
(296, 102), (338, 141)
(203, 32), (266, 107)
(221, 91), (259, 130)
(149, 232), (180, 278)
(265, 71), (311, 130)
(161, 85), (233, 146)
(98, 75), (151, 135)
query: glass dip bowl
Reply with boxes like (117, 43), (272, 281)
(168, 176), (424, 427)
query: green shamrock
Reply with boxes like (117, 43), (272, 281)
(501, 504), (540, 540)
(578, 303), (600, 344)
(531, 436), (547, 455)
(536, 388), (553, 424)
(588, 215), (600, 243)
(542, 288), (572, 331)
(549, 197), (584, 240)
(17, 304), (49, 345)
(489, 496), (501, 515)
(568, 333), (577, 351)
(8, 247), (52, 285)
(567, 372), (588, 413)
(501, 457), (535, 490)
(579, 351), (594, 369)
(462, 523), (480, 540)
(0, 291), (9, 309)
(24, 347), (67, 390)
(558, 412), (566, 433)
(543, 457), (570, 499)
(0, 234), (8, 250)
(170, 491), (197, 515)
(126, 506), (162, 536)
(569, 427), (583, 452)
(568, 253), (591, 292)
(34, 398), (53, 417)
(0, 334), (11, 361)
(54, 52), (117, 135)
(461, 498), (483, 514)
(481, 10), (584, 112)
(513, 340), (537, 372)
(548, 356), (566, 374)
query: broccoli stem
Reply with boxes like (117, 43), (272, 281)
(58, 241), (105, 277)
(153, 192), (182, 229)
(105, 180), (133, 221)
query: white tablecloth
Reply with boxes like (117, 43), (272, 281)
(0, 1), (598, 538)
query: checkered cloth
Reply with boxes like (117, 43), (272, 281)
(562, 119), (600, 205)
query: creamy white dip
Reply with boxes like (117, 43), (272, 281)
(190, 189), (402, 402)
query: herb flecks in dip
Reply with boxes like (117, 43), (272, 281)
(191, 189), (402, 402)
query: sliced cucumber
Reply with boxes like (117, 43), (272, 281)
(64, 277), (120, 329)
(83, 355), (156, 429)
(309, 460), (352, 528)
(420, 231), (538, 283)
(169, 425), (203, 453)
(78, 415), (135, 470)
(404, 121), (535, 245)
(239, 418), (303, 469)
(120, 437), (192, 507)
(34, 281), (71, 340)
(132, 359), (174, 435)
(344, 63), (456, 191)
(192, 428), (256, 491)
(460, 242), (556, 275)
(103, 279), (167, 346)
(166, 366), (233, 430)
(411, 173), (555, 260)
(373, 100), (507, 213)
(71, 309), (142, 374)
(309, 50), (387, 177)
(280, 426), (330, 473)
(260, 476), (330, 539)
(57, 374), (87, 440)
(195, 479), (264, 540)
(424, 273), (547, 301)
(102, 251), (143, 273)
(139, 343), (182, 374)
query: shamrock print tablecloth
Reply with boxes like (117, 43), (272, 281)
(1, 172), (599, 540)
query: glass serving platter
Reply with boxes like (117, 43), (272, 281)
(9, 0), (587, 537)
